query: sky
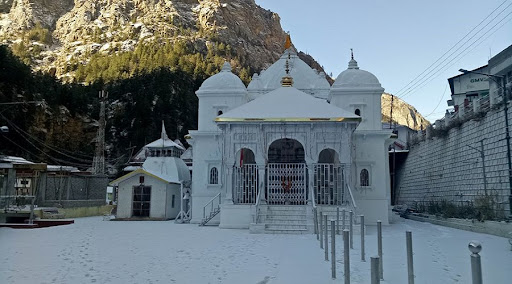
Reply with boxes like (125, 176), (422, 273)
(255, 0), (512, 122)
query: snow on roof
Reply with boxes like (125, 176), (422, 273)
(332, 58), (383, 90)
(180, 146), (193, 160)
(217, 86), (360, 122)
(248, 49), (330, 93)
(142, 157), (190, 183)
(0, 156), (34, 164)
(145, 138), (185, 150)
(47, 165), (80, 172)
(145, 122), (185, 150)
(111, 157), (190, 186)
(196, 62), (246, 95)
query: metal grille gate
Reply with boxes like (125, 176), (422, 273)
(313, 163), (348, 205)
(233, 164), (259, 204)
(267, 163), (307, 205)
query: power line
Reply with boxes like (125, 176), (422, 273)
(1, 114), (94, 163)
(394, 0), (510, 97)
(395, 1), (512, 99)
(399, 10), (512, 100)
(423, 84), (448, 118)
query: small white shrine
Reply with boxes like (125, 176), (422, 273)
(111, 123), (190, 220)
(187, 38), (394, 231)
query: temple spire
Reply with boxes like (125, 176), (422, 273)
(161, 120), (168, 140)
(284, 33), (292, 49)
(348, 49), (359, 69)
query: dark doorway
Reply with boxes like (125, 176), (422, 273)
(132, 185), (151, 217)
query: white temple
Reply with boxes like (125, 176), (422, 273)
(187, 39), (395, 232)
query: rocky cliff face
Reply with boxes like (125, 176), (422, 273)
(0, 0), (295, 78)
(382, 93), (430, 130)
(0, 0), (428, 129)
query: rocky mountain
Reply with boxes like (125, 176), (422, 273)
(382, 93), (429, 130)
(0, 0), (429, 168)
(0, 0), (298, 79)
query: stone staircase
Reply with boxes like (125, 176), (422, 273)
(255, 205), (313, 234)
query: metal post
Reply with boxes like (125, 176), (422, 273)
(343, 229), (350, 284)
(320, 213), (324, 249)
(342, 208), (346, 230)
(324, 214), (329, 261)
(502, 78), (512, 217)
(337, 207), (340, 235)
(349, 210), (354, 249)
(406, 231), (414, 284)
(314, 208), (319, 239)
(469, 241), (483, 284)
(331, 220), (336, 279)
(361, 215), (365, 262)
(371, 256), (380, 284)
(377, 220), (383, 280)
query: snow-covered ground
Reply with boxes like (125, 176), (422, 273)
(1, 216), (511, 284)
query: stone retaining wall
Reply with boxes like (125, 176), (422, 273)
(395, 105), (512, 217)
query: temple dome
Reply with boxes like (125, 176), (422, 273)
(332, 58), (382, 90)
(196, 62), (246, 95)
(249, 49), (330, 94)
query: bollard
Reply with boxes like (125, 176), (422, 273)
(406, 231), (414, 284)
(371, 256), (380, 284)
(349, 210), (354, 249)
(337, 207), (340, 235)
(320, 213), (324, 249)
(324, 214), (329, 261)
(377, 220), (383, 280)
(314, 208), (319, 240)
(342, 209), (346, 230)
(468, 241), (483, 284)
(361, 215), (365, 262)
(331, 220), (336, 279)
(343, 229), (350, 284)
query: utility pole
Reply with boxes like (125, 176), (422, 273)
(390, 94), (394, 128)
(93, 90), (107, 175)
(501, 77), (512, 216)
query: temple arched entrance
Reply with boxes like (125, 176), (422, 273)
(267, 138), (307, 205)
(314, 148), (348, 205)
(233, 148), (258, 204)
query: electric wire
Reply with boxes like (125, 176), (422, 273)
(394, 0), (510, 97)
(0, 113), (94, 160)
(396, 1), (512, 99)
(399, 10), (512, 100)
(1, 115), (94, 163)
(424, 85), (448, 118)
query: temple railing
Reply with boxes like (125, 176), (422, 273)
(233, 164), (260, 204)
(313, 163), (352, 206)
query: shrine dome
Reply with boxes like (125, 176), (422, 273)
(196, 62), (246, 95)
(249, 49), (330, 93)
(332, 57), (382, 90)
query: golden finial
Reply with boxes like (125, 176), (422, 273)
(281, 59), (293, 87)
(284, 33), (292, 49)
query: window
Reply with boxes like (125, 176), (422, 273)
(355, 109), (361, 116)
(360, 169), (369, 187)
(172, 194), (175, 208)
(217, 110), (223, 115)
(209, 167), (219, 184)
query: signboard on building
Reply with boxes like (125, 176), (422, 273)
(449, 66), (490, 95)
